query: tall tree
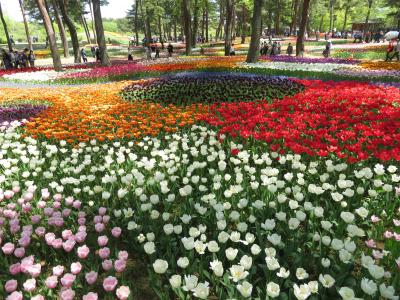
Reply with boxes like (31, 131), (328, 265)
(204, 0), (209, 42)
(182, 0), (192, 55)
(192, 0), (199, 46)
(290, 0), (299, 35)
(36, 0), (62, 71)
(224, 0), (235, 56)
(329, 0), (335, 32)
(57, 0), (81, 63)
(88, 0), (97, 43)
(18, 0), (33, 50)
(241, 2), (247, 44)
(246, 0), (264, 63)
(51, 0), (69, 57)
(296, 0), (310, 56)
(364, 0), (373, 33)
(92, 0), (110, 65)
(0, 1), (12, 51)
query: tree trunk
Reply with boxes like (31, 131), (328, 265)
(296, 0), (310, 56)
(289, 0), (299, 35)
(241, 3), (246, 44)
(205, 0), (209, 42)
(342, 4), (350, 33)
(192, 0), (199, 47)
(89, 0), (97, 43)
(81, 15), (91, 44)
(139, 0), (151, 57)
(319, 15), (324, 32)
(0, 2), (12, 52)
(173, 19), (177, 42)
(216, 0), (224, 41)
(201, 7), (205, 39)
(134, 0), (139, 46)
(18, 0), (32, 50)
(246, 0), (264, 63)
(57, 0), (81, 63)
(329, 0), (335, 32)
(224, 0), (234, 56)
(52, 0), (69, 58)
(92, 0), (110, 66)
(158, 15), (163, 45)
(36, 0), (62, 70)
(275, 0), (281, 35)
(364, 0), (373, 34)
(182, 0), (192, 55)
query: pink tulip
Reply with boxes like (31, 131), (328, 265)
(102, 259), (113, 271)
(103, 276), (118, 292)
(14, 247), (25, 258)
(45, 232), (56, 245)
(62, 230), (74, 240)
(45, 276), (58, 289)
(65, 197), (74, 206)
(60, 273), (76, 288)
(118, 251), (129, 261)
(85, 271), (98, 285)
(23, 278), (36, 292)
(384, 231), (394, 239)
(95, 223), (105, 233)
(2, 242), (15, 255)
(53, 194), (62, 202)
(35, 227), (46, 237)
(31, 295), (45, 300)
(30, 215), (41, 224)
(83, 292), (98, 300)
(99, 207), (107, 216)
(70, 262), (82, 275)
(28, 263), (42, 278)
(18, 236), (30, 247)
(53, 265), (65, 276)
(62, 239), (76, 252)
(365, 239), (376, 248)
(97, 236), (108, 247)
(20, 256), (34, 273)
(370, 215), (380, 223)
(52, 238), (63, 249)
(75, 231), (87, 243)
(4, 190), (14, 199)
(98, 247), (110, 259)
(102, 215), (110, 224)
(53, 201), (61, 209)
(37, 201), (46, 208)
(5, 279), (18, 293)
(73, 200), (81, 209)
(12, 186), (21, 193)
(6, 291), (23, 300)
(77, 245), (90, 259)
(60, 288), (75, 300)
(111, 227), (122, 238)
(62, 209), (71, 217)
(9, 263), (21, 275)
(94, 215), (102, 224)
(114, 259), (127, 273)
(116, 286), (131, 300)
(78, 217), (86, 225)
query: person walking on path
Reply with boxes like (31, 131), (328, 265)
(167, 43), (173, 57)
(95, 47), (101, 62)
(28, 50), (35, 67)
(128, 48), (133, 61)
(81, 48), (88, 63)
(286, 43), (293, 56)
(385, 40), (395, 61)
(390, 40), (400, 61)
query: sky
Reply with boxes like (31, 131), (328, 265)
(1, 0), (135, 22)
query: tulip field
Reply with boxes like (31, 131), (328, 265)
(0, 55), (399, 300)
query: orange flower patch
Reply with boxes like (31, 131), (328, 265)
(360, 61), (400, 71)
(0, 81), (207, 142)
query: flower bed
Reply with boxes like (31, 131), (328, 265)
(0, 58), (399, 300)
(261, 55), (360, 65)
(0, 103), (49, 124)
(203, 80), (400, 162)
(121, 72), (304, 105)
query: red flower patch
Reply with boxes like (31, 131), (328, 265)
(203, 80), (400, 162)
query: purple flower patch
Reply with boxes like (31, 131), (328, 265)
(0, 104), (49, 125)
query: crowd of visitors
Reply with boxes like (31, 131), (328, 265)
(0, 48), (35, 70)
